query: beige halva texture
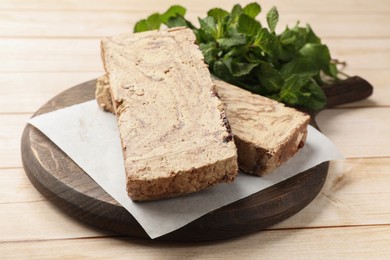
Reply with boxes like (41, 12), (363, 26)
(98, 76), (309, 177)
(214, 79), (310, 175)
(99, 28), (238, 201)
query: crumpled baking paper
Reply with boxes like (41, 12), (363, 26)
(29, 100), (343, 238)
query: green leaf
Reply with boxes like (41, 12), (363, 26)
(279, 24), (308, 50)
(258, 61), (283, 93)
(279, 28), (296, 45)
(305, 24), (321, 44)
(299, 43), (331, 72)
(252, 28), (276, 55)
(213, 60), (233, 81)
(223, 57), (258, 77)
(231, 4), (243, 18)
(237, 13), (261, 37)
(279, 74), (311, 106)
(199, 42), (218, 65)
(146, 13), (162, 29)
(133, 13), (161, 32)
(134, 19), (149, 33)
(266, 6), (279, 33)
(280, 75), (326, 110)
(160, 5), (186, 24)
(280, 58), (318, 79)
(328, 63), (338, 78)
(207, 8), (229, 21)
(299, 80), (327, 110)
(243, 2), (261, 18)
(224, 45), (249, 59)
(166, 15), (188, 28)
(224, 4), (243, 35)
(278, 25), (315, 61)
(198, 16), (218, 41)
(198, 15), (225, 40)
(217, 34), (247, 51)
(133, 6), (188, 33)
(230, 61), (258, 77)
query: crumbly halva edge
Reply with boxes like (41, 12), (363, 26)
(214, 79), (310, 176)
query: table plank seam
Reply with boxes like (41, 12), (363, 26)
(1, 223), (390, 245)
(265, 223), (390, 231)
(0, 200), (46, 205)
(0, 234), (125, 244)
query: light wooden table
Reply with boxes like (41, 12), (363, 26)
(1, 0), (389, 258)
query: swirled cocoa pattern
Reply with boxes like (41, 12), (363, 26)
(100, 28), (237, 201)
(215, 79), (310, 175)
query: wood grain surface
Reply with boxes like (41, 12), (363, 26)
(2, 0), (390, 258)
(20, 76), (372, 240)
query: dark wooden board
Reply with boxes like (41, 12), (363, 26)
(21, 77), (373, 241)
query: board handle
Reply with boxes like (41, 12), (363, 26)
(323, 76), (374, 108)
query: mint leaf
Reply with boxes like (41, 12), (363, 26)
(166, 15), (189, 28)
(279, 28), (296, 45)
(266, 6), (279, 33)
(280, 75), (326, 109)
(199, 42), (219, 65)
(227, 4), (243, 31)
(243, 2), (261, 18)
(280, 25), (307, 50)
(280, 57), (318, 79)
(198, 16), (218, 41)
(133, 6), (189, 33)
(224, 45), (249, 59)
(231, 4), (243, 18)
(237, 13), (261, 36)
(258, 61), (283, 93)
(217, 34), (247, 51)
(133, 19), (149, 33)
(299, 43), (333, 75)
(133, 13), (161, 32)
(299, 80), (327, 110)
(252, 28), (276, 55)
(207, 8), (229, 21)
(305, 25), (321, 44)
(213, 60), (233, 82)
(279, 74), (312, 106)
(207, 8), (229, 39)
(328, 63), (338, 78)
(225, 59), (258, 77)
(160, 5), (186, 24)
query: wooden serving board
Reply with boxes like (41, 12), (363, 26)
(21, 77), (373, 241)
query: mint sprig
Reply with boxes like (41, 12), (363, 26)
(134, 3), (339, 110)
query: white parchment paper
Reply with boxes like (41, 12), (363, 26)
(28, 100), (343, 238)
